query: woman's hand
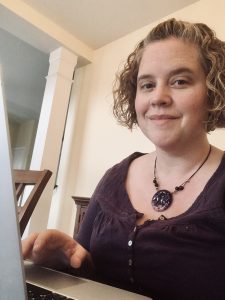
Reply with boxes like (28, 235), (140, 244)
(22, 229), (88, 269)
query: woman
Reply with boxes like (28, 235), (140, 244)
(23, 19), (225, 299)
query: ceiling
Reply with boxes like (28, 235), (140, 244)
(20, 0), (198, 50)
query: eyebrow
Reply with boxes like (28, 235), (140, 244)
(137, 67), (194, 83)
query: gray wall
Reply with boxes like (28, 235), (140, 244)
(0, 28), (49, 168)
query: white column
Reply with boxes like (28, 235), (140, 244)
(28, 47), (78, 233)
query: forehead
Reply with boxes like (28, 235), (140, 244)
(138, 38), (203, 74)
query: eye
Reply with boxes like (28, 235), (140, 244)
(140, 82), (155, 91)
(171, 78), (190, 88)
(175, 79), (187, 85)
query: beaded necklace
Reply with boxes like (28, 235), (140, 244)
(151, 145), (212, 212)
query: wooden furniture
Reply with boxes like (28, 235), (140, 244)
(72, 196), (90, 237)
(14, 169), (52, 236)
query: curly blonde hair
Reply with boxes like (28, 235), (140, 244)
(113, 18), (225, 132)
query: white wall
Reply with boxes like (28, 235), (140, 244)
(58, 0), (225, 234)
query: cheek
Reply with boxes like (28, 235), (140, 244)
(135, 95), (146, 115)
(195, 95), (208, 114)
(134, 96), (141, 114)
(184, 89), (208, 114)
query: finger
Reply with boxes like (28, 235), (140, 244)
(23, 230), (61, 259)
(32, 230), (77, 262)
(22, 232), (39, 259)
(31, 229), (65, 252)
(70, 244), (88, 268)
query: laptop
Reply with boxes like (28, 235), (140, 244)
(0, 74), (150, 299)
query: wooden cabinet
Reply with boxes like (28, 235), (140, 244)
(72, 196), (90, 237)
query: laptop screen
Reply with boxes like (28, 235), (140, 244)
(0, 74), (27, 299)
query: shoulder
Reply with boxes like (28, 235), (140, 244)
(102, 152), (146, 182)
(202, 147), (225, 194)
(211, 149), (225, 178)
(90, 152), (146, 210)
(209, 147), (225, 175)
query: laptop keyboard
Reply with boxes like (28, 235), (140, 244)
(26, 282), (74, 300)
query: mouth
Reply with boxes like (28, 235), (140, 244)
(148, 114), (179, 121)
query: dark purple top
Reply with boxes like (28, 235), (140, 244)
(77, 152), (225, 300)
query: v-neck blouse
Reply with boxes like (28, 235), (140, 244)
(77, 152), (225, 300)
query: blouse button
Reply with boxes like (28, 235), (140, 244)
(129, 276), (134, 283)
(128, 259), (133, 266)
(128, 240), (133, 247)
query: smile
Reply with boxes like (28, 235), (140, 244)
(148, 114), (179, 120)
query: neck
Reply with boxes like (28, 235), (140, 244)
(151, 140), (212, 212)
(154, 138), (211, 174)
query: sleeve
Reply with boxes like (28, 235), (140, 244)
(76, 156), (130, 251)
(76, 198), (100, 251)
(75, 165), (115, 251)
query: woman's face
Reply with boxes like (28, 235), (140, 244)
(135, 37), (208, 150)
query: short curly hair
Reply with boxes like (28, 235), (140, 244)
(113, 18), (225, 132)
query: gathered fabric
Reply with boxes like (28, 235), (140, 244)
(77, 152), (225, 300)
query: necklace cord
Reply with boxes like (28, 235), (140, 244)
(153, 145), (212, 193)
(151, 145), (212, 212)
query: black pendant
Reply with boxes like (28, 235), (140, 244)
(152, 190), (172, 212)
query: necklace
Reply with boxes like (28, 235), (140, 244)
(151, 145), (212, 212)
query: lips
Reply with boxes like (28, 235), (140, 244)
(148, 114), (179, 120)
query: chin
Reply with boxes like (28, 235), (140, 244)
(149, 136), (183, 151)
(145, 131), (177, 147)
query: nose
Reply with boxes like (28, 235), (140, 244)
(150, 84), (172, 106)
